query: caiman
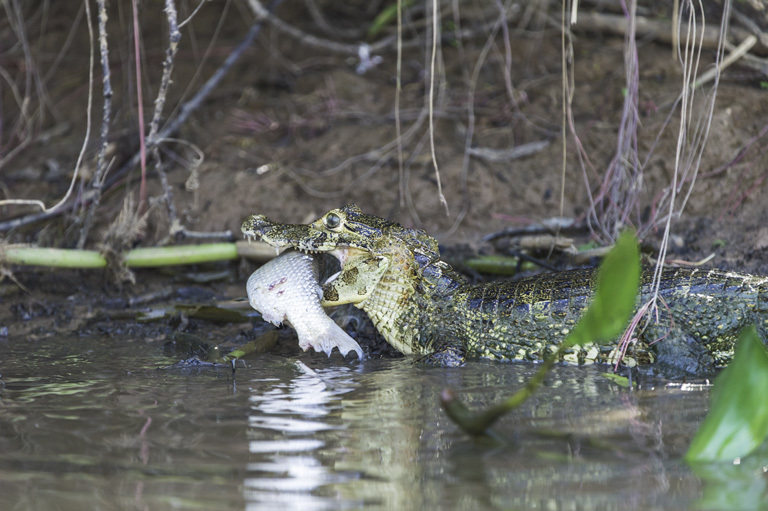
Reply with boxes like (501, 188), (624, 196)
(241, 204), (768, 375)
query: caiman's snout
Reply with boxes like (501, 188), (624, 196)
(241, 213), (318, 253)
(241, 214), (272, 237)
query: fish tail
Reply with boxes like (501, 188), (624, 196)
(309, 321), (365, 360)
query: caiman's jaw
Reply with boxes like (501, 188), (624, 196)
(242, 203), (440, 262)
(241, 206), (380, 266)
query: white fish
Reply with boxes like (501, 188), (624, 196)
(246, 250), (364, 360)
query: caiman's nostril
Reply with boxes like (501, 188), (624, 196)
(241, 214), (272, 234)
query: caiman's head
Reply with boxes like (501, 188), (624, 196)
(241, 204), (439, 267)
(243, 205), (441, 353)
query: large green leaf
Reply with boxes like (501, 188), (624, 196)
(690, 443), (768, 511)
(686, 325), (768, 462)
(567, 229), (640, 347)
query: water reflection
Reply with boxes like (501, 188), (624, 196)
(2, 333), (763, 511)
(244, 362), (363, 509)
(239, 359), (715, 511)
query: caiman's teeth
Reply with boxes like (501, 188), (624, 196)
(323, 271), (341, 285)
(274, 247), (280, 256)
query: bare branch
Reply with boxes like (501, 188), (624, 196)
(77, 0), (114, 249)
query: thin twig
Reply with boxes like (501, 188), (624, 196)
(6, 0), (46, 134)
(147, 0), (182, 234)
(601, 0), (641, 241)
(428, 0), (448, 215)
(287, 104), (430, 180)
(157, 1), (281, 159)
(77, 0), (114, 249)
(677, 0), (729, 216)
(573, 10), (764, 54)
(247, 0), (394, 55)
(302, 0), (365, 39)
(441, 0), (475, 237)
(693, 34), (756, 89)
(732, 7), (768, 49)
(0, 64), (35, 176)
(0, 3), (85, 171)
(131, 0), (148, 211)
(495, 0), (518, 108)
(0, 0), (94, 217)
(395, 0), (405, 206)
(178, 0), (207, 28)
(649, 0), (727, 316)
(0, 1), (282, 234)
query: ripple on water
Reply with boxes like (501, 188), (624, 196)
(2, 335), (755, 511)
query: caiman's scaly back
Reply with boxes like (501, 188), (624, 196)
(242, 204), (768, 375)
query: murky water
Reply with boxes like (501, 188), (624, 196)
(1, 334), (766, 510)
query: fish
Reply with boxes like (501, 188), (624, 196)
(246, 250), (364, 360)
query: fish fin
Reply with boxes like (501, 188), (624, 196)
(323, 321), (365, 360)
(301, 321), (364, 360)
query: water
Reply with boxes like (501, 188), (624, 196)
(0, 333), (765, 510)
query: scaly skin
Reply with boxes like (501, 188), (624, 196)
(242, 204), (768, 374)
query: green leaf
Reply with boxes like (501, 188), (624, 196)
(367, 0), (414, 39)
(567, 230), (640, 346)
(685, 325), (768, 462)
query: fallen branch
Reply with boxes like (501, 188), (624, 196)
(468, 140), (551, 162)
(694, 34), (757, 89)
(573, 11), (767, 55)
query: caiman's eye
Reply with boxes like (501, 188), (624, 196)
(324, 212), (341, 229)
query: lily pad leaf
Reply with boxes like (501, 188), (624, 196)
(686, 325), (768, 462)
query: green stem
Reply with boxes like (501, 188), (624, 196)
(3, 247), (108, 268)
(441, 340), (573, 436)
(2, 243), (240, 268)
(125, 243), (238, 267)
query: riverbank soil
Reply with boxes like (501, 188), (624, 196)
(1, 1), (767, 348)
